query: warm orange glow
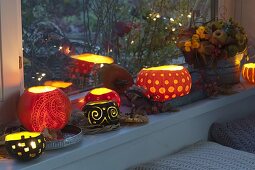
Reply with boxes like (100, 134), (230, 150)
(86, 100), (110, 105)
(137, 65), (192, 102)
(84, 87), (121, 106)
(18, 87), (71, 132)
(243, 63), (255, 68)
(44, 81), (72, 88)
(71, 53), (114, 64)
(28, 86), (56, 93)
(242, 63), (255, 84)
(5, 132), (41, 141)
(143, 65), (183, 71)
(90, 87), (112, 95)
(78, 99), (85, 103)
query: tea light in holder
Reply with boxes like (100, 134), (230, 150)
(5, 131), (46, 161)
(71, 53), (114, 86)
(84, 87), (121, 107)
(242, 63), (255, 84)
(136, 65), (192, 102)
(18, 86), (71, 132)
(82, 100), (120, 127)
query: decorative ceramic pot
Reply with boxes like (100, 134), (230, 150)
(204, 52), (244, 84)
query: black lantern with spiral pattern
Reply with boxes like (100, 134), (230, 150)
(82, 100), (120, 126)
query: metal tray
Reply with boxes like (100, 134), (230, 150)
(46, 125), (83, 150)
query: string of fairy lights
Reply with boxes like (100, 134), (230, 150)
(128, 11), (193, 46)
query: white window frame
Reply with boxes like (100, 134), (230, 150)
(0, 0), (222, 124)
(0, 0), (23, 124)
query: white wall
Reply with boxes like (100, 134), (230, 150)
(0, 52), (2, 101)
(218, 0), (236, 20)
(218, 0), (254, 43)
(234, 0), (255, 44)
(0, 0), (23, 125)
(218, 0), (255, 58)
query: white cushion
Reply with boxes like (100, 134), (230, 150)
(129, 141), (255, 170)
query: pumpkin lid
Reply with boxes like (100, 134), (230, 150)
(99, 64), (134, 94)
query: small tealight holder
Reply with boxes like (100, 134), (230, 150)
(5, 131), (46, 161)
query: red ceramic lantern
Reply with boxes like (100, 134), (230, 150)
(72, 60), (94, 75)
(84, 88), (121, 106)
(242, 63), (255, 84)
(136, 65), (192, 102)
(18, 86), (71, 132)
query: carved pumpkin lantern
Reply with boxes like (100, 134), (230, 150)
(242, 63), (255, 84)
(82, 100), (120, 127)
(136, 65), (192, 102)
(84, 88), (121, 107)
(5, 131), (46, 161)
(18, 86), (71, 132)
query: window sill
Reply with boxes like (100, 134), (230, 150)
(1, 81), (255, 170)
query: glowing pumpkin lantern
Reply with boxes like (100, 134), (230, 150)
(82, 100), (120, 127)
(84, 87), (121, 106)
(242, 63), (255, 84)
(18, 86), (71, 132)
(5, 131), (46, 161)
(136, 65), (192, 102)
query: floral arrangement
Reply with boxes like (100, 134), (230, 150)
(177, 19), (247, 68)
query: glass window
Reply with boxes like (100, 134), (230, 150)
(22, 0), (212, 94)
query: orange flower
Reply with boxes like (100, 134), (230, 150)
(196, 26), (206, 39)
(192, 34), (200, 40)
(196, 26), (205, 34)
(185, 47), (191, 52)
(184, 41), (192, 52)
(204, 34), (210, 40)
(192, 41), (200, 48)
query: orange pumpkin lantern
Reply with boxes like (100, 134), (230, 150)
(18, 86), (71, 132)
(84, 87), (121, 106)
(242, 63), (255, 83)
(136, 65), (192, 102)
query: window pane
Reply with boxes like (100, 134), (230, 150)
(22, 0), (212, 94)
